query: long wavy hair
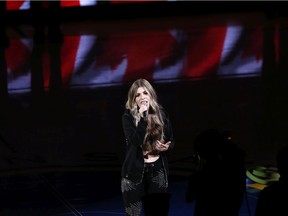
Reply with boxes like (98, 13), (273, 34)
(125, 79), (164, 152)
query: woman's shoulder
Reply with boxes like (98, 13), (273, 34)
(122, 109), (133, 119)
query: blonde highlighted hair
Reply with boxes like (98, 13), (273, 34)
(125, 79), (164, 151)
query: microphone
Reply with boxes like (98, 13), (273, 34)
(141, 101), (148, 118)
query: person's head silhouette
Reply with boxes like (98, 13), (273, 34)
(193, 129), (222, 164)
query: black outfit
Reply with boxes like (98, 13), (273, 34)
(121, 109), (174, 216)
(186, 136), (246, 216)
(255, 177), (288, 216)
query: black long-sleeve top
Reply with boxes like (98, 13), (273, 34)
(121, 109), (174, 184)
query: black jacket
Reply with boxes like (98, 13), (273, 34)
(121, 109), (174, 184)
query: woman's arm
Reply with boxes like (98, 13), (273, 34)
(122, 112), (147, 148)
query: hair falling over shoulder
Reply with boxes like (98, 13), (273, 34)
(125, 79), (164, 151)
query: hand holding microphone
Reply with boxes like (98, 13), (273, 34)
(140, 101), (148, 118)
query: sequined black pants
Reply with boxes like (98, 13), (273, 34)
(121, 159), (167, 216)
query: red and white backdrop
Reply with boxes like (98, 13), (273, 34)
(6, 0), (180, 10)
(6, 0), (98, 10)
(6, 15), (265, 93)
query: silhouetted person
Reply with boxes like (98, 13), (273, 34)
(255, 145), (288, 216)
(185, 129), (246, 216)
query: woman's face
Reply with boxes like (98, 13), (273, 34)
(135, 87), (150, 108)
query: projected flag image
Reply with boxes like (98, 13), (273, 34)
(5, 13), (264, 94)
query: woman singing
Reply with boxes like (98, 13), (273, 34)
(121, 79), (174, 215)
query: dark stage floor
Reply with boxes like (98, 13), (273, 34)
(0, 170), (260, 216)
